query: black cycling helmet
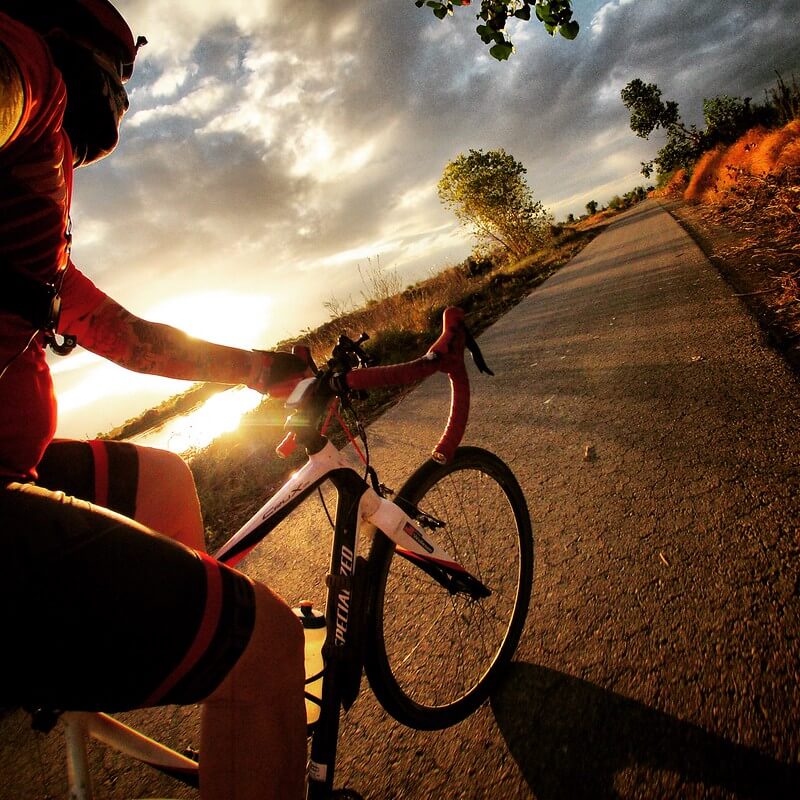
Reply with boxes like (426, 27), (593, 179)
(1, 0), (147, 165)
(1, 0), (144, 81)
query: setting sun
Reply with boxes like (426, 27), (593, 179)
(144, 291), (275, 349)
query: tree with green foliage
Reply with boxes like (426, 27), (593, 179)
(415, 0), (578, 61)
(702, 95), (756, 143)
(621, 78), (779, 179)
(438, 148), (551, 259)
(620, 79), (703, 178)
(585, 199), (598, 216)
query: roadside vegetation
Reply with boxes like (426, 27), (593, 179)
(622, 73), (800, 374)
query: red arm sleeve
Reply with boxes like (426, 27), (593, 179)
(57, 261), (108, 336)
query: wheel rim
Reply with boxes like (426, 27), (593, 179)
(379, 460), (527, 711)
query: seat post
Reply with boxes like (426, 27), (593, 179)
(62, 712), (93, 800)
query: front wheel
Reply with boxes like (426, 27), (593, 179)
(364, 447), (534, 730)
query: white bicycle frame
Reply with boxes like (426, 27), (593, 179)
(60, 439), (472, 799)
(215, 439), (464, 570)
(61, 710), (200, 800)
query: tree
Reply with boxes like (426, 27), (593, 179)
(702, 95), (757, 144)
(621, 79), (773, 180)
(438, 148), (551, 259)
(620, 79), (703, 178)
(415, 1), (579, 61)
(585, 200), (598, 216)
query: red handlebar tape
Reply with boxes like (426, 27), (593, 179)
(345, 307), (469, 463)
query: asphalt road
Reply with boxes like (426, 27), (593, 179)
(2, 200), (798, 799)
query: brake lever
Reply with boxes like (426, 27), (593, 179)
(463, 325), (494, 376)
(291, 344), (320, 375)
(329, 332), (377, 375)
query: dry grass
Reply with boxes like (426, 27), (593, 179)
(650, 168), (689, 199)
(685, 120), (800, 204)
(574, 209), (619, 230)
(294, 261), (479, 367)
(654, 117), (799, 372)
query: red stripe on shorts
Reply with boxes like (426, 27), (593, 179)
(88, 440), (109, 507)
(144, 552), (224, 706)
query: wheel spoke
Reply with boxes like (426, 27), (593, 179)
(366, 448), (533, 728)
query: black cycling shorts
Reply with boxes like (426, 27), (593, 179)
(0, 440), (255, 712)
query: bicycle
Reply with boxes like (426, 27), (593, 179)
(40, 306), (534, 799)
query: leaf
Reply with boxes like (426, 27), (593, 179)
(559, 20), (579, 39)
(476, 23), (496, 43)
(415, 0), (425, 6)
(544, 21), (556, 34)
(536, 2), (555, 24)
(433, 4), (448, 18)
(489, 42), (514, 60)
(487, 11), (507, 31)
(515, 5), (531, 20)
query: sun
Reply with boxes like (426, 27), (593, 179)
(144, 290), (275, 349)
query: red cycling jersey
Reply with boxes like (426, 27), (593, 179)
(0, 13), (107, 481)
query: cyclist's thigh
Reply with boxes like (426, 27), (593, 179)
(37, 438), (138, 517)
(0, 482), (254, 712)
(37, 439), (204, 548)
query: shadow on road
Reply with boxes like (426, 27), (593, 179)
(491, 663), (799, 799)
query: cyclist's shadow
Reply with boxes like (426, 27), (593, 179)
(491, 663), (799, 799)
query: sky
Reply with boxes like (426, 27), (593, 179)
(53, 0), (800, 438)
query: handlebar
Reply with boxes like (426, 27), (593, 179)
(345, 307), (470, 463)
(284, 307), (492, 464)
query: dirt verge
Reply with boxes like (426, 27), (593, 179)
(659, 194), (800, 379)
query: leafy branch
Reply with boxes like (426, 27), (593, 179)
(414, 0), (579, 61)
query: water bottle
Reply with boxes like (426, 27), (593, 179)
(293, 600), (326, 725)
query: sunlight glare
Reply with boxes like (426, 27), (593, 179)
(131, 386), (262, 454)
(144, 290), (274, 348)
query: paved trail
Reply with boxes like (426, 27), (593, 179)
(2, 200), (798, 798)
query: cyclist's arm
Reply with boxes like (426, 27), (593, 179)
(67, 295), (298, 393)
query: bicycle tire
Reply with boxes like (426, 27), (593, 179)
(364, 447), (533, 730)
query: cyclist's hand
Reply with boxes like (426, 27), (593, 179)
(248, 351), (312, 398)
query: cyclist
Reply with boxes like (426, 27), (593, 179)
(1, 1), (306, 797)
